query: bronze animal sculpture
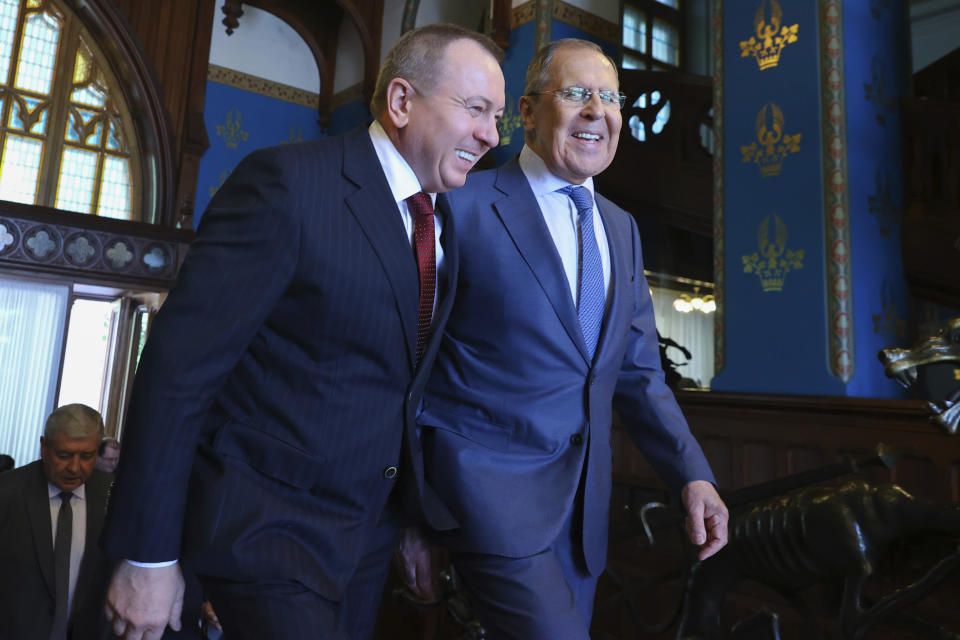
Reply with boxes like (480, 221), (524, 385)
(880, 317), (960, 434)
(676, 478), (960, 640)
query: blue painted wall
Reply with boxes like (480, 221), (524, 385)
(194, 80), (326, 225)
(842, 0), (911, 397)
(711, 0), (845, 395)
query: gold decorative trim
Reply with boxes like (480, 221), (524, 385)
(512, 0), (619, 44)
(553, 1), (619, 43)
(512, 1), (535, 28)
(332, 83), (364, 110)
(207, 64), (319, 109)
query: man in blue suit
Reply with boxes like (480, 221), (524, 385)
(404, 39), (728, 638)
(100, 24), (505, 640)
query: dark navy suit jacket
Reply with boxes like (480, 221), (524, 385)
(0, 461), (113, 640)
(102, 128), (458, 601)
(419, 158), (714, 576)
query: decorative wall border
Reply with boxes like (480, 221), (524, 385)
(207, 64), (319, 109)
(712, 0), (725, 375)
(0, 207), (189, 289)
(534, 0), (553, 51)
(513, 1), (618, 45)
(819, 0), (854, 382)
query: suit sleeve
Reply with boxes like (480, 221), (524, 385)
(612, 217), (715, 496)
(102, 146), (304, 561)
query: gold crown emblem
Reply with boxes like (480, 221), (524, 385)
(739, 0), (799, 71)
(740, 102), (801, 177)
(742, 214), (804, 292)
(497, 95), (523, 146)
(216, 107), (250, 149)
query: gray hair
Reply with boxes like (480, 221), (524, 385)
(371, 23), (504, 116)
(523, 38), (619, 96)
(44, 404), (104, 440)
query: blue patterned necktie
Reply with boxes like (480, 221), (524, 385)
(559, 185), (604, 360)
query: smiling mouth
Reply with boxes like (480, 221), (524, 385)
(456, 150), (478, 162)
(573, 132), (602, 141)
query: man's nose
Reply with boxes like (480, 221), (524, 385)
(476, 115), (499, 149)
(580, 93), (604, 118)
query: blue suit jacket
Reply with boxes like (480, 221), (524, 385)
(103, 128), (457, 601)
(419, 158), (714, 575)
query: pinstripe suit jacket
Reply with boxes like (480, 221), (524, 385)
(102, 128), (458, 600)
(420, 159), (714, 576)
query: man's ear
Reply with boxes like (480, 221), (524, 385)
(385, 78), (416, 129)
(518, 95), (536, 136)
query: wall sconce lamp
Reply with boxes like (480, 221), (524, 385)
(673, 287), (716, 314)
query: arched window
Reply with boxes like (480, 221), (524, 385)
(0, 0), (140, 220)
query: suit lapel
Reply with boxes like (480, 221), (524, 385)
(74, 473), (107, 619)
(493, 160), (592, 364)
(26, 463), (55, 599)
(342, 128), (419, 368)
(594, 195), (632, 365)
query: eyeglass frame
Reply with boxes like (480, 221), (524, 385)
(527, 86), (628, 109)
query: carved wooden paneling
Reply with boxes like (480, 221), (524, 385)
(603, 391), (960, 639)
(613, 390), (960, 499)
(109, 0), (215, 227)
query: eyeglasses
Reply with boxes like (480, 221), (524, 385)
(530, 86), (627, 109)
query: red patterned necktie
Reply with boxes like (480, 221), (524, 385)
(406, 191), (436, 364)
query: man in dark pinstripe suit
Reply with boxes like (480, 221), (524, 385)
(98, 24), (505, 640)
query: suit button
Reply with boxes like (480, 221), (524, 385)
(383, 466), (398, 479)
(589, 375), (597, 386)
(570, 433), (583, 446)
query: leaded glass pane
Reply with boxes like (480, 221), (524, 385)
(14, 9), (61, 94)
(71, 45), (106, 107)
(622, 53), (645, 70)
(623, 7), (646, 53)
(65, 108), (80, 142)
(55, 146), (97, 213)
(0, 133), (42, 203)
(9, 94), (47, 133)
(97, 155), (130, 220)
(105, 120), (122, 151)
(0, 0), (20, 84)
(652, 18), (679, 65)
(72, 81), (106, 108)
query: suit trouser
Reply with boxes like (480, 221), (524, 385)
(451, 501), (599, 640)
(200, 500), (401, 640)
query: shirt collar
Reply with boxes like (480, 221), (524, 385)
(48, 482), (86, 501)
(518, 144), (596, 200)
(368, 120), (437, 208)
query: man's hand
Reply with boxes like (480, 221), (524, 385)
(105, 562), (185, 640)
(394, 526), (437, 602)
(201, 600), (222, 633)
(681, 480), (729, 561)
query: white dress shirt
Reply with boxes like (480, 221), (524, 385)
(48, 483), (86, 614)
(518, 145), (612, 307)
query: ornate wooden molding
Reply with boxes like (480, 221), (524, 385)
(0, 202), (192, 290)
(512, 0), (619, 44)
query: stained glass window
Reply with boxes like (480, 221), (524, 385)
(0, 0), (138, 219)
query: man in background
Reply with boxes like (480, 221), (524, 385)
(95, 438), (119, 474)
(403, 39), (727, 638)
(102, 23), (505, 640)
(0, 404), (112, 640)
